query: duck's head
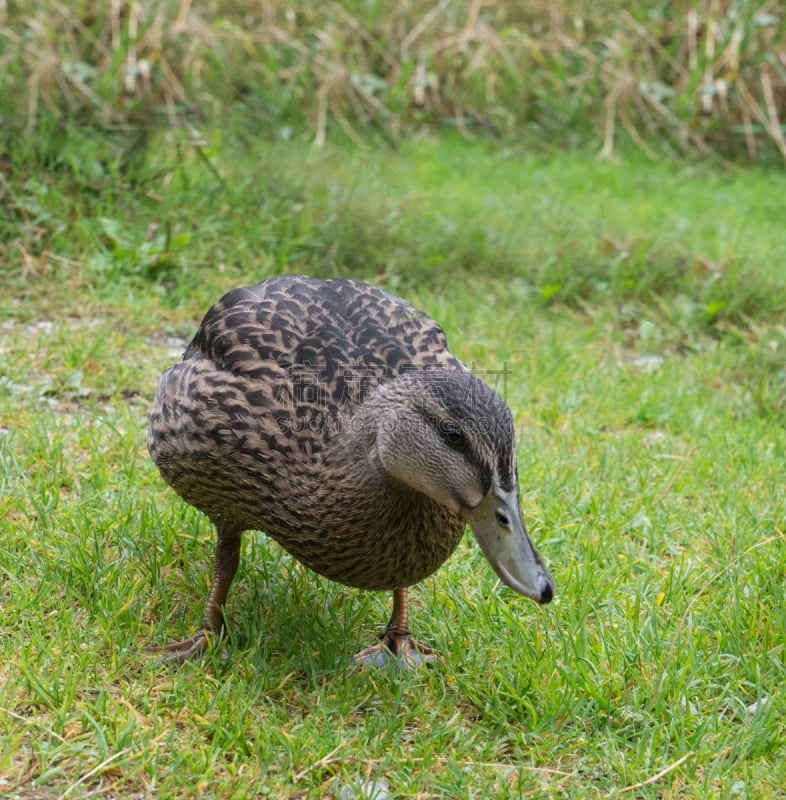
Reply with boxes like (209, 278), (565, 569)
(368, 369), (555, 605)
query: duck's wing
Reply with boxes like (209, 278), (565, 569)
(327, 278), (462, 372)
(183, 275), (464, 405)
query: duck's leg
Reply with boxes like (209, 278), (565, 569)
(352, 587), (437, 668)
(145, 526), (242, 663)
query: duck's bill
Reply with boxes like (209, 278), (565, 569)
(464, 483), (555, 604)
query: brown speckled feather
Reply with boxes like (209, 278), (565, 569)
(148, 275), (510, 591)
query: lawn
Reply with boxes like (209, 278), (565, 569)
(1, 131), (785, 798)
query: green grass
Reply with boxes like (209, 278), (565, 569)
(2, 131), (785, 798)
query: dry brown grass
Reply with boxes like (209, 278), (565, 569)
(1, 0), (784, 161)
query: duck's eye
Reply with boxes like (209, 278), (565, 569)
(443, 425), (465, 448)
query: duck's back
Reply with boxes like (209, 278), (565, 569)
(148, 275), (465, 537)
(186, 275), (460, 395)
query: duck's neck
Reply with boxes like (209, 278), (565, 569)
(320, 396), (391, 508)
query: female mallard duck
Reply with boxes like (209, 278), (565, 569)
(147, 275), (554, 666)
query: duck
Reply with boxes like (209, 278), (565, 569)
(147, 275), (554, 666)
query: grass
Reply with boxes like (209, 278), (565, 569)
(2, 1), (786, 163)
(2, 128), (786, 798)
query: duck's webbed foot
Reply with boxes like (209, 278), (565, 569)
(143, 630), (212, 663)
(143, 527), (241, 665)
(352, 587), (438, 668)
(352, 633), (436, 668)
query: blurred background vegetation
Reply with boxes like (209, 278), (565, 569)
(2, 0), (784, 163)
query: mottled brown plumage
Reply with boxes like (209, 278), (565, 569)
(147, 275), (554, 666)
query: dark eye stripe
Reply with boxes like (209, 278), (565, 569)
(436, 418), (471, 454)
(417, 408), (493, 496)
(417, 409), (466, 450)
(443, 423), (465, 448)
(498, 448), (516, 492)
